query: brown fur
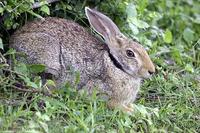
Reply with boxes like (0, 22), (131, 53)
(10, 8), (155, 112)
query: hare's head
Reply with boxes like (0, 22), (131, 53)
(85, 7), (155, 79)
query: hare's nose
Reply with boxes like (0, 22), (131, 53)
(148, 70), (154, 75)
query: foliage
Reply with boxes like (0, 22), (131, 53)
(0, 0), (200, 132)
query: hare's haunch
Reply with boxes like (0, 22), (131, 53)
(10, 7), (155, 112)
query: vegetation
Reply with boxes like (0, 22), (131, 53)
(0, 0), (200, 132)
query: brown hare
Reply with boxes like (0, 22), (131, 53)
(10, 7), (155, 112)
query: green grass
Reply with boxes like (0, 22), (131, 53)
(0, 62), (199, 132)
(0, 0), (200, 132)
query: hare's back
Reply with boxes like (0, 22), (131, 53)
(10, 17), (105, 77)
(11, 17), (104, 55)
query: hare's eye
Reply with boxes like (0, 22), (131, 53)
(126, 50), (135, 57)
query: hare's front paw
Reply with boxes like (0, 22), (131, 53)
(108, 100), (134, 113)
(122, 104), (134, 113)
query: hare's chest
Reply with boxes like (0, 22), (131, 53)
(118, 77), (141, 104)
(124, 79), (141, 104)
(103, 52), (141, 103)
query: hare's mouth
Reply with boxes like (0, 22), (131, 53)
(108, 51), (125, 73)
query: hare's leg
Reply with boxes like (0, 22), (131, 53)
(123, 104), (134, 112)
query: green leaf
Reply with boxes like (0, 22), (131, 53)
(171, 48), (182, 65)
(40, 5), (50, 15)
(5, 5), (12, 12)
(46, 80), (56, 87)
(185, 64), (194, 73)
(26, 80), (39, 88)
(183, 28), (194, 43)
(29, 0), (35, 3)
(41, 114), (50, 121)
(129, 23), (139, 35)
(186, 0), (193, 5)
(0, 7), (4, 14)
(66, 5), (72, 10)
(137, 0), (148, 14)
(166, 1), (173, 8)
(4, 48), (16, 56)
(18, 75), (39, 88)
(134, 104), (149, 117)
(193, 14), (200, 24)
(126, 3), (137, 18)
(0, 38), (3, 50)
(28, 64), (46, 73)
(34, 76), (42, 88)
(75, 72), (80, 85)
(128, 18), (149, 29)
(164, 29), (173, 43)
(14, 63), (28, 76)
(27, 10), (44, 20)
(39, 1), (48, 5)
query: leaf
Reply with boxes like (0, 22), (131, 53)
(26, 80), (39, 88)
(166, 1), (173, 8)
(28, 64), (46, 73)
(75, 72), (80, 85)
(0, 38), (3, 50)
(19, 75), (39, 88)
(5, 5), (12, 12)
(14, 63), (28, 76)
(41, 114), (50, 121)
(126, 3), (137, 18)
(193, 17), (200, 24)
(28, 120), (40, 129)
(0, 7), (4, 14)
(66, 5), (72, 10)
(139, 37), (153, 47)
(164, 29), (173, 43)
(136, 20), (149, 29)
(129, 23), (139, 35)
(185, 64), (194, 73)
(185, 0), (193, 5)
(39, 1), (48, 5)
(183, 28), (194, 43)
(171, 48), (182, 65)
(128, 17), (149, 29)
(46, 80), (56, 87)
(137, 0), (148, 14)
(40, 5), (50, 15)
(36, 112), (42, 118)
(34, 76), (42, 88)
(27, 10), (44, 20)
(4, 48), (16, 56)
(29, 0), (35, 3)
(193, 14), (200, 24)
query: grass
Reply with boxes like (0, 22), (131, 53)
(0, 62), (199, 132)
(0, 0), (200, 132)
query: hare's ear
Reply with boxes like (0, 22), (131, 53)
(85, 7), (123, 44)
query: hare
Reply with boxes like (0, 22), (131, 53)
(10, 7), (155, 112)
